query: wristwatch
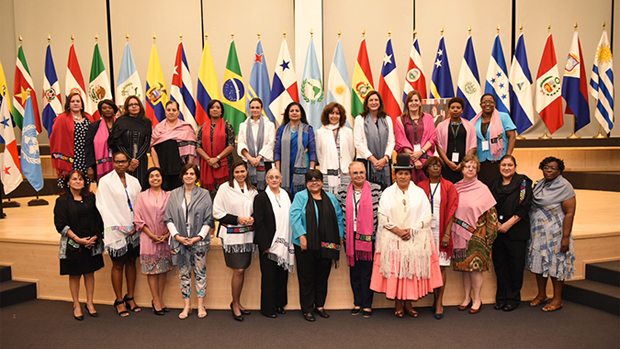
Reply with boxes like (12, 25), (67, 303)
(216, 155), (221, 160)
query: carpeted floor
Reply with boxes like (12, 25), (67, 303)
(1, 299), (618, 348)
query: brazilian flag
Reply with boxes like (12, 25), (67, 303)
(222, 41), (246, 135)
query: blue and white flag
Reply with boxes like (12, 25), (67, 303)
(300, 38), (325, 130)
(589, 29), (614, 133)
(430, 37), (454, 99)
(171, 42), (197, 130)
(485, 35), (510, 114)
(509, 33), (535, 133)
(42, 44), (63, 137)
(247, 40), (275, 123)
(456, 36), (481, 120)
(327, 39), (352, 127)
(116, 43), (143, 106)
(20, 97), (44, 192)
(562, 30), (590, 132)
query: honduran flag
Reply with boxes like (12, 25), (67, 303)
(535, 33), (563, 134)
(145, 43), (169, 126)
(403, 36), (427, 102)
(378, 37), (401, 122)
(562, 30), (590, 132)
(589, 29), (614, 133)
(65, 44), (87, 99)
(485, 35), (510, 114)
(42, 44), (63, 137)
(456, 35), (481, 120)
(171, 41), (197, 130)
(269, 37), (298, 126)
(509, 33), (535, 134)
(430, 36), (454, 99)
(195, 39), (220, 127)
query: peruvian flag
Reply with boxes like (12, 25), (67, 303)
(403, 36), (427, 101)
(535, 33), (563, 134)
(269, 37), (298, 126)
(65, 44), (87, 100)
(378, 38), (401, 122)
(86, 42), (112, 121)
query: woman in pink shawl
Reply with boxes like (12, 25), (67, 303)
(85, 100), (117, 182)
(151, 101), (197, 191)
(134, 167), (172, 315)
(394, 90), (437, 184)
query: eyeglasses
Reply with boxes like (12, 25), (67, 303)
(464, 165), (477, 170)
(543, 166), (558, 171)
(351, 171), (366, 176)
(128, 103), (140, 107)
(481, 101), (495, 105)
(267, 175), (281, 180)
(428, 164), (441, 169)
(114, 160), (128, 164)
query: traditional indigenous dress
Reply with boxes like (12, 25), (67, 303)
(471, 110), (516, 185)
(54, 193), (104, 275)
(108, 115), (152, 188)
(526, 175), (576, 281)
(85, 119), (114, 182)
(237, 116), (276, 190)
(197, 118), (235, 192)
(419, 177), (459, 267)
(50, 113), (92, 187)
(452, 178), (498, 271)
(275, 123), (316, 195)
(213, 181), (258, 269)
(151, 119), (197, 191)
(370, 182), (443, 300)
(96, 170), (141, 259)
(316, 124), (355, 194)
(353, 114), (395, 190)
(436, 118), (476, 183)
(394, 112), (437, 184)
(135, 188), (173, 275)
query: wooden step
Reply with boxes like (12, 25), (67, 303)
(0, 280), (37, 308)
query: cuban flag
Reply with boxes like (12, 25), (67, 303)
(509, 33), (535, 134)
(116, 43), (143, 106)
(378, 37), (401, 122)
(430, 36), (454, 99)
(403, 36), (427, 102)
(269, 37), (299, 126)
(562, 30), (590, 132)
(589, 29), (614, 133)
(171, 41), (197, 130)
(248, 40), (275, 123)
(456, 35), (481, 120)
(42, 44), (62, 137)
(485, 35), (510, 114)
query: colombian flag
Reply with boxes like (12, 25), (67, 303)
(196, 39), (220, 127)
(145, 43), (168, 127)
(222, 40), (245, 135)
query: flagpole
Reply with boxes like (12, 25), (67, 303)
(593, 22), (609, 139)
(567, 22), (581, 139)
(515, 24), (527, 140)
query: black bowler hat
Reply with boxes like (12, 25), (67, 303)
(392, 153), (415, 171)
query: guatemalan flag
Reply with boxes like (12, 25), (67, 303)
(171, 41), (197, 130)
(248, 39), (275, 123)
(403, 36), (427, 102)
(42, 44), (62, 137)
(195, 39), (219, 127)
(456, 35), (481, 120)
(589, 29), (614, 133)
(485, 35), (510, 114)
(562, 29), (590, 132)
(269, 37), (298, 126)
(430, 36), (454, 99)
(509, 33), (535, 134)
(378, 37), (401, 123)
(535, 33), (563, 134)
(116, 42), (143, 106)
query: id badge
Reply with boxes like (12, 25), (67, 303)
(481, 140), (490, 151)
(413, 144), (421, 152)
(451, 152), (459, 162)
(431, 218), (437, 229)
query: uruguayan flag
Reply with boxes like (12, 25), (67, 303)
(589, 29), (614, 133)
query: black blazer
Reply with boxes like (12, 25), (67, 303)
(253, 189), (293, 253)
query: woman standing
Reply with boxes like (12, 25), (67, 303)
(85, 100), (117, 182)
(452, 155), (498, 314)
(164, 163), (214, 319)
(50, 92), (93, 187)
(489, 155), (532, 312)
(253, 168), (294, 318)
(134, 167), (172, 315)
(370, 154), (443, 318)
(353, 91), (395, 190)
(213, 161), (258, 321)
(436, 97), (477, 183)
(316, 102), (355, 194)
(237, 98), (276, 190)
(290, 170), (344, 321)
(418, 156), (459, 319)
(96, 152), (142, 317)
(196, 99), (235, 194)
(108, 96), (152, 188)
(275, 102), (316, 195)
(151, 100), (197, 191)
(527, 157), (576, 312)
(395, 90), (437, 184)
(54, 170), (104, 320)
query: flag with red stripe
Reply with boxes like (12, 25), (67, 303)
(378, 37), (401, 122)
(535, 33), (563, 134)
(403, 36), (427, 102)
(65, 44), (87, 100)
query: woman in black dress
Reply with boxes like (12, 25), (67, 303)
(54, 170), (104, 320)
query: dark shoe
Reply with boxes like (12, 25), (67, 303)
(123, 294), (141, 312)
(303, 312), (316, 322)
(494, 303), (505, 310)
(73, 306), (84, 321)
(405, 308), (418, 318)
(434, 312), (444, 320)
(362, 310), (372, 318)
(162, 307), (170, 313)
(240, 308), (251, 315)
(275, 307), (286, 314)
(313, 308), (330, 318)
(114, 299), (129, 317)
(151, 300), (164, 316)
(458, 301), (472, 311)
(503, 304), (517, 312)
(230, 303), (243, 321)
(262, 312), (277, 318)
(351, 307), (361, 316)
(469, 306), (481, 314)
(85, 304), (98, 317)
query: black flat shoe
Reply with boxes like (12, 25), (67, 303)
(262, 312), (277, 318)
(362, 310), (372, 318)
(230, 303), (243, 322)
(313, 308), (330, 318)
(275, 307), (286, 314)
(84, 304), (98, 317)
(494, 303), (505, 310)
(351, 307), (361, 315)
(503, 304), (517, 312)
(303, 312), (315, 322)
(151, 300), (164, 316)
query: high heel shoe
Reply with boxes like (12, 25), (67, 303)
(124, 294), (141, 312)
(230, 303), (244, 322)
(151, 300), (164, 316)
(84, 303), (98, 317)
(114, 299), (129, 317)
(458, 300), (472, 311)
(73, 306), (84, 321)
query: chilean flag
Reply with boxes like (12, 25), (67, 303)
(269, 37), (299, 126)
(171, 42), (197, 130)
(562, 30), (590, 132)
(535, 33), (563, 134)
(378, 38), (401, 122)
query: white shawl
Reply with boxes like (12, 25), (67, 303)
(213, 181), (258, 253)
(265, 186), (295, 272)
(96, 170), (141, 256)
(377, 182), (433, 279)
(316, 124), (355, 192)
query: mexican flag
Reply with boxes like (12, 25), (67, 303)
(87, 43), (112, 121)
(222, 40), (246, 135)
(13, 45), (41, 132)
(351, 38), (374, 118)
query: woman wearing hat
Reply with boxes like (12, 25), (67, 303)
(370, 154), (443, 318)
(85, 99), (117, 182)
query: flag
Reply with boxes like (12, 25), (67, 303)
(485, 35), (510, 114)
(145, 43), (169, 126)
(269, 37), (298, 126)
(0, 93), (22, 194)
(248, 40), (274, 123)
(196, 40), (219, 127)
(300, 38), (325, 130)
(86, 43), (112, 121)
(171, 41), (197, 130)
(509, 33), (535, 134)
(403, 36), (427, 102)
(0, 59), (13, 115)
(456, 35), (481, 120)
(13, 45), (41, 132)
(535, 33), (563, 134)
(430, 37), (454, 99)
(222, 40), (246, 134)
(378, 38), (401, 122)
(589, 29), (614, 133)
(116, 42), (143, 107)
(42, 45), (63, 137)
(327, 39), (352, 127)
(20, 97), (43, 192)
(562, 30), (590, 132)
(65, 44), (86, 99)
(351, 38), (374, 118)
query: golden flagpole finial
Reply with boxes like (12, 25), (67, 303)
(388, 29), (392, 38)
(574, 22), (578, 30)
(95, 34), (99, 42)
(497, 25), (500, 34)
(205, 33), (209, 41)
(413, 29), (418, 38)
(338, 30), (341, 39)
(126, 33), (130, 42)
(519, 24), (523, 33)
(310, 29), (314, 38)
(153, 34), (156, 44)
(548, 24), (551, 33)
(47, 34), (51, 44)
(180, 33), (183, 41)
(283, 30), (286, 38)
(603, 21), (606, 29)
(440, 27), (444, 36)
(18, 35), (23, 44)
(231, 31), (235, 40)
(257, 31), (261, 40)
(468, 26), (472, 35)
(362, 29), (366, 38)
(71, 34), (75, 43)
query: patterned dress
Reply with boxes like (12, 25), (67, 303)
(57, 119), (91, 188)
(453, 208), (499, 272)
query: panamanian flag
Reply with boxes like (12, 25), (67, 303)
(269, 37), (298, 126)
(171, 41), (197, 130)
(485, 35), (510, 114)
(456, 35), (481, 120)
(509, 33), (535, 134)
(562, 30), (590, 132)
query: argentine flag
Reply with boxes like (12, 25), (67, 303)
(327, 39), (352, 127)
